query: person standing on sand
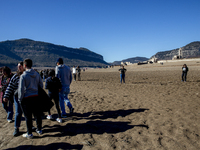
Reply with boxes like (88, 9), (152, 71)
(55, 58), (74, 118)
(45, 69), (62, 123)
(72, 66), (77, 81)
(119, 65), (126, 84)
(182, 64), (188, 82)
(39, 70), (43, 80)
(18, 59), (43, 139)
(0, 66), (14, 123)
(76, 66), (81, 81)
(3, 62), (25, 136)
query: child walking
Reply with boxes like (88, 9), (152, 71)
(45, 69), (62, 123)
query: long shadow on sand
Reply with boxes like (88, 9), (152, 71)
(41, 108), (149, 137)
(71, 108), (149, 120)
(5, 142), (83, 150)
(42, 121), (149, 138)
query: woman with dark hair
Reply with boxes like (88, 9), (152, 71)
(3, 62), (24, 136)
(182, 64), (189, 82)
(45, 69), (62, 123)
(0, 66), (14, 123)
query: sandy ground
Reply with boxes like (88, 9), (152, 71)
(0, 61), (200, 150)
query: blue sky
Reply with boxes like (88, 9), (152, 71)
(0, 0), (200, 62)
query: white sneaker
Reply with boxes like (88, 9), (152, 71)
(36, 129), (43, 135)
(22, 133), (33, 139)
(7, 119), (13, 123)
(46, 115), (52, 120)
(56, 118), (62, 123)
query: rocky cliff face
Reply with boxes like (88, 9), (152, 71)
(0, 39), (109, 67)
(110, 57), (149, 65)
(150, 42), (200, 60)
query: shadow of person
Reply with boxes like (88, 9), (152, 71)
(5, 142), (83, 150)
(70, 108), (149, 120)
(42, 121), (149, 137)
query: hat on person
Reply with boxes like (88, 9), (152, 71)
(56, 58), (63, 64)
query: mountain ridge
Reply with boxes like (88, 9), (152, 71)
(150, 41), (200, 60)
(110, 57), (149, 65)
(0, 38), (109, 68)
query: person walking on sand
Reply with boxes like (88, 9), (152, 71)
(45, 69), (62, 123)
(18, 59), (43, 139)
(55, 58), (74, 118)
(119, 65), (126, 84)
(0, 66), (14, 123)
(3, 62), (25, 136)
(76, 66), (81, 81)
(182, 64), (189, 82)
(72, 66), (77, 81)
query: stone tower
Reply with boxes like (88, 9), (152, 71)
(179, 47), (182, 58)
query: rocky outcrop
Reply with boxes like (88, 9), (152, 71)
(0, 39), (109, 67)
(110, 57), (149, 65)
(150, 42), (200, 60)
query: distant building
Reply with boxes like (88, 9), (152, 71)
(172, 47), (182, 60)
(149, 56), (158, 63)
(121, 62), (133, 65)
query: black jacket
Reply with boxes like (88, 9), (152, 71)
(182, 67), (188, 73)
(45, 77), (62, 94)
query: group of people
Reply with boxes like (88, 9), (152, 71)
(0, 58), (74, 139)
(72, 66), (81, 81)
(118, 64), (189, 83)
(0, 59), (189, 139)
(39, 69), (50, 82)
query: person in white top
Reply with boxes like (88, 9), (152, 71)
(72, 66), (76, 81)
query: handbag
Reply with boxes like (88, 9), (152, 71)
(38, 86), (54, 112)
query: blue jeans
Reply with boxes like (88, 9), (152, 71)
(182, 73), (187, 81)
(43, 75), (45, 82)
(120, 74), (125, 83)
(2, 100), (13, 121)
(14, 95), (22, 128)
(59, 86), (72, 115)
